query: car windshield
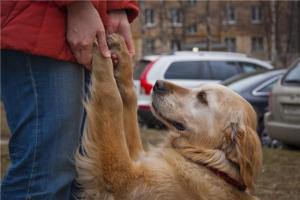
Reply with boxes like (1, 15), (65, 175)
(226, 73), (269, 92)
(283, 61), (300, 85)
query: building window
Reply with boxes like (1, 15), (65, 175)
(170, 8), (182, 26)
(225, 3), (236, 24)
(145, 8), (155, 26)
(146, 39), (155, 53)
(225, 37), (236, 52)
(187, 24), (197, 34)
(251, 6), (262, 23)
(171, 40), (181, 51)
(252, 37), (264, 52)
(188, 0), (197, 5)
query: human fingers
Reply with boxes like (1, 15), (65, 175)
(78, 42), (93, 67)
(96, 30), (111, 58)
(68, 41), (84, 64)
(121, 26), (135, 58)
(68, 38), (93, 69)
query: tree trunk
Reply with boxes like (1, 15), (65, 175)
(271, 0), (277, 66)
(206, 0), (212, 51)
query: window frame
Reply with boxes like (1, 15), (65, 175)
(224, 37), (236, 52)
(252, 76), (281, 96)
(145, 39), (155, 54)
(187, 24), (197, 34)
(224, 3), (236, 25)
(251, 37), (264, 52)
(170, 8), (183, 26)
(281, 61), (300, 86)
(188, 0), (197, 6)
(145, 8), (155, 27)
(251, 6), (262, 24)
(170, 40), (181, 51)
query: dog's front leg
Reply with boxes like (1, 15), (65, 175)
(108, 34), (144, 160)
(81, 45), (135, 193)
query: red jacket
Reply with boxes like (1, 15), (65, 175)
(1, 1), (139, 63)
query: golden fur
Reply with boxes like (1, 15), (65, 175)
(75, 34), (262, 200)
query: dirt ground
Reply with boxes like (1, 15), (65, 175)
(1, 108), (300, 199)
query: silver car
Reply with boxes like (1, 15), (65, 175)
(264, 58), (300, 147)
(135, 51), (273, 128)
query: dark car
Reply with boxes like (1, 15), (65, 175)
(222, 69), (286, 136)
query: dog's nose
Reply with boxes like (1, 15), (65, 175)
(153, 80), (167, 93)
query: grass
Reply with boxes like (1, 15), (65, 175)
(255, 148), (300, 199)
(1, 108), (300, 199)
(140, 128), (300, 200)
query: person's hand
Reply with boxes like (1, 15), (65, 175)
(66, 1), (110, 69)
(107, 10), (135, 58)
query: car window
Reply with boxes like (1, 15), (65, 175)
(164, 61), (210, 79)
(227, 73), (267, 92)
(239, 62), (262, 72)
(209, 61), (240, 80)
(257, 77), (280, 93)
(282, 62), (300, 85)
(134, 60), (151, 80)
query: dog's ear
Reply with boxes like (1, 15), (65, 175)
(224, 121), (262, 191)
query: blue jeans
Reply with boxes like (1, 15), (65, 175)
(1, 50), (87, 199)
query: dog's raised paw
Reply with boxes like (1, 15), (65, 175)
(107, 34), (126, 52)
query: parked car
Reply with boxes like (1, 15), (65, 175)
(134, 51), (274, 128)
(264, 58), (300, 147)
(222, 69), (286, 136)
(134, 55), (161, 127)
(134, 55), (160, 96)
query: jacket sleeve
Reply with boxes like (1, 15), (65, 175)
(107, 0), (139, 23)
(53, 1), (75, 8)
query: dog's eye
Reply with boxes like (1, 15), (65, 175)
(197, 91), (208, 105)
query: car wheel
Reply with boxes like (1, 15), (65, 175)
(261, 129), (282, 149)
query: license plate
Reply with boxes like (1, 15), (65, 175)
(283, 106), (300, 116)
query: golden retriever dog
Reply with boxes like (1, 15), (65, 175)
(76, 34), (262, 200)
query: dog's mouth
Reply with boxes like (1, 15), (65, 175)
(151, 103), (186, 132)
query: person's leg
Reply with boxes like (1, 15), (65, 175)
(1, 50), (85, 200)
(70, 69), (91, 200)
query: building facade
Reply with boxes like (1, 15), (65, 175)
(131, 0), (300, 67)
